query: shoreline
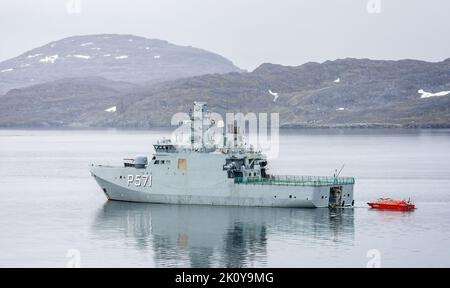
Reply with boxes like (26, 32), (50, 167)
(1, 125), (450, 131)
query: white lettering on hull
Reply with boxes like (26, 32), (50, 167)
(127, 174), (152, 187)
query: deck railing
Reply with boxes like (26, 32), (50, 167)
(234, 175), (355, 187)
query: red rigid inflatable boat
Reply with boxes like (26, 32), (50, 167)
(367, 198), (416, 211)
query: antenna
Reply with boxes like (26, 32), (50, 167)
(335, 164), (345, 177)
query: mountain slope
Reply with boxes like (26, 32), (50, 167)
(0, 34), (241, 94)
(0, 77), (139, 127)
(110, 58), (450, 128)
(1, 58), (449, 128)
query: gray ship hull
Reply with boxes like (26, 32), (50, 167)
(93, 172), (318, 207)
(90, 151), (354, 208)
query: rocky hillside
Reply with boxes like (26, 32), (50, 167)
(0, 34), (241, 94)
(0, 77), (140, 127)
(103, 58), (450, 128)
(1, 58), (449, 128)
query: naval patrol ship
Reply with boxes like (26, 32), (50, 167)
(90, 102), (355, 208)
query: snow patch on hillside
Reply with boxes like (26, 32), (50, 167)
(418, 89), (450, 98)
(39, 55), (59, 64)
(268, 90), (279, 102)
(72, 55), (91, 60)
(105, 106), (117, 113)
(27, 53), (42, 58)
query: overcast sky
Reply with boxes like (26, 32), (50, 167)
(0, 0), (449, 70)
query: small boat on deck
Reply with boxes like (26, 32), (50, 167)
(367, 198), (416, 211)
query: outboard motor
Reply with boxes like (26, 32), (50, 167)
(134, 156), (148, 169)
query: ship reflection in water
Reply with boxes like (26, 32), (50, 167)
(93, 202), (354, 267)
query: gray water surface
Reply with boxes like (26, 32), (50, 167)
(0, 129), (449, 267)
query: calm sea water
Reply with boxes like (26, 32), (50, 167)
(0, 129), (450, 268)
